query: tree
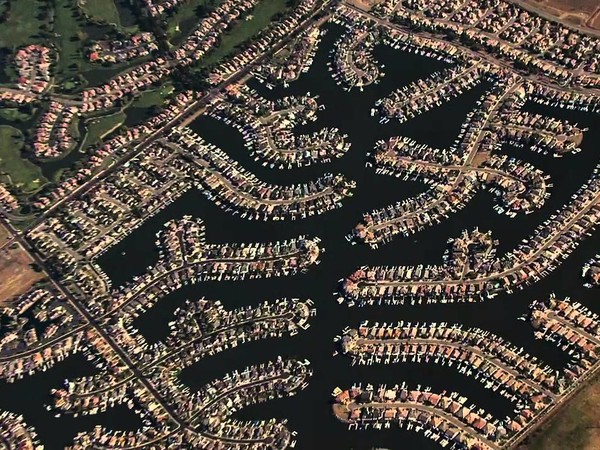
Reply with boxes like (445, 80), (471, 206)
(446, 30), (458, 41)
(29, 263), (43, 273)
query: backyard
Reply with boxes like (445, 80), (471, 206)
(198, 0), (289, 68)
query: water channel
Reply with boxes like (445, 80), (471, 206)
(2, 25), (600, 450)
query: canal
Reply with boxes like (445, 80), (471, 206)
(3, 25), (600, 450)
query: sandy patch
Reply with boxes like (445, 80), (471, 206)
(0, 242), (45, 303)
(346, 0), (386, 11)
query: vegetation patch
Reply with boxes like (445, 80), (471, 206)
(0, 222), (9, 244)
(0, 125), (46, 194)
(198, 0), (289, 68)
(131, 83), (174, 109)
(166, 0), (222, 44)
(81, 111), (125, 150)
(0, 0), (49, 49)
(77, 0), (121, 27)
(0, 107), (34, 123)
(53, 0), (89, 80)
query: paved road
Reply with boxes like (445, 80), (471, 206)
(0, 3), (334, 445)
(351, 336), (557, 398)
(344, 2), (600, 94)
(507, 0), (600, 38)
(23, 2), (335, 237)
(337, 400), (500, 450)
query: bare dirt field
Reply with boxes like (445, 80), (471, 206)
(519, 373), (600, 450)
(345, 0), (386, 11)
(518, 0), (600, 31)
(0, 223), (10, 246)
(0, 242), (44, 303)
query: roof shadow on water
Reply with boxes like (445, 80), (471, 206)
(90, 21), (600, 450)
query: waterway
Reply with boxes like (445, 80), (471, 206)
(3, 25), (600, 450)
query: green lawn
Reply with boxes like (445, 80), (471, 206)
(0, 0), (48, 49)
(131, 83), (174, 108)
(54, 0), (139, 84)
(166, 0), (222, 44)
(81, 111), (125, 149)
(0, 108), (33, 123)
(77, 0), (121, 26)
(0, 126), (46, 194)
(198, 0), (289, 68)
(54, 0), (89, 81)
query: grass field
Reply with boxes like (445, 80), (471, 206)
(81, 111), (125, 149)
(198, 0), (289, 68)
(77, 0), (138, 33)
(166, 0), (222, 44)
(131, 83), (174, 108)
(522, 375), (600, 450)
(54, 0), (89, 80)
(0, 0), (47, 48)
(346, 0), (386, 10)
(0, 108), (33, 123)
(0, 242), (45, 303)
(77, 0), (121, 26)
(0, 125), (46, 194)
(527, 0), (599, 15)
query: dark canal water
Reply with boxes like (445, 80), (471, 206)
(2, 26), (600, 449)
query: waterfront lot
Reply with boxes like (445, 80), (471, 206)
(0, 125), (46, 194)
(198, 0), (289, 68)
(0, 242), (44, 303)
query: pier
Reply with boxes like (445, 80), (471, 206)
(332, 295), (600, 449)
